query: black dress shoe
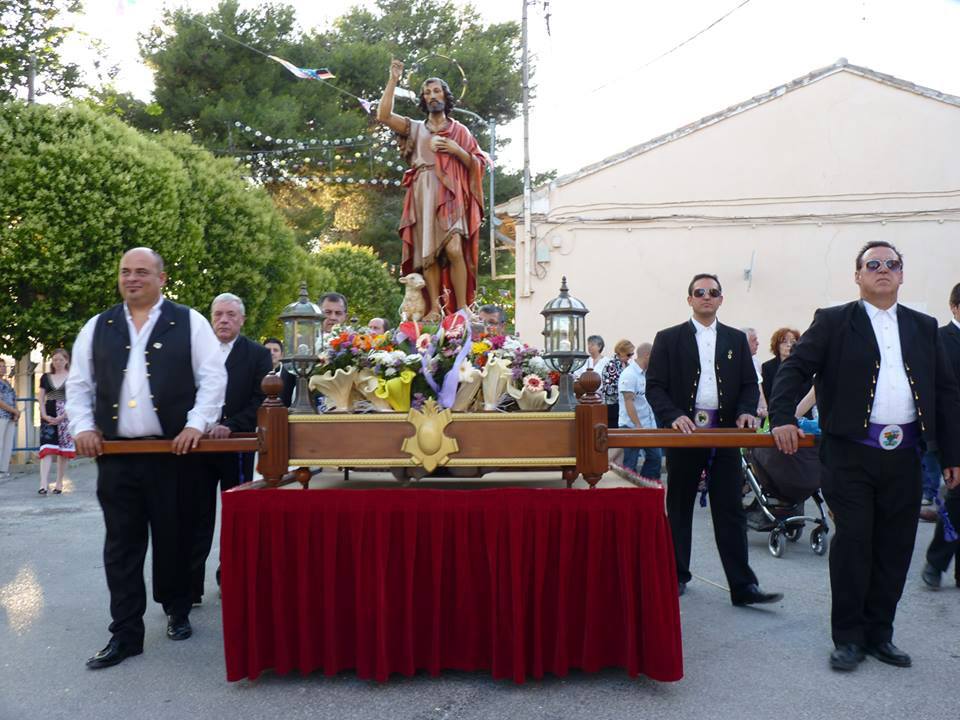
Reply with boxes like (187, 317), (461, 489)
(678, 581), (687, 597)
(166, 615), (192, 641)
(86, 639), (142, 670)
(866, 641), (911, 667)
(829, 643), (865, 672)
(731, 584), (784, 606)
(921, 563), (942, 589)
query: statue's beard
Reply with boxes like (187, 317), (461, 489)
(427, 100), (444, 112)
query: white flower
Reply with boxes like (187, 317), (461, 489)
(385, 367), (397, 377)
(416, 333), (433, 353)
(528, 355), (548, 373)
(502, 336), (524, 352)
(523, 374), (545, 392)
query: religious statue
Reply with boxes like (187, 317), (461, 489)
(377, 59), (488, 321)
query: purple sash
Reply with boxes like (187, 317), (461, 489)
(857, 421), (920, 451)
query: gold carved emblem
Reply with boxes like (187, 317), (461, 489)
(401, 398), (460, 472)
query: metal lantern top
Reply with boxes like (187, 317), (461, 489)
(540, 276), (589, 373)
(279, 281), (322, 362)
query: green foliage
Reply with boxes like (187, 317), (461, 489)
(312, 241), (402, 325)
(151, 131), (300, 339)
(0, 101), (303, 356)
(126, 0), (528, 269)
(0, 0), (83, 102)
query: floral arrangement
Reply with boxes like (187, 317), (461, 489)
(309, 316), (561, 413)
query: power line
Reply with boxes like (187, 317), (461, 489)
(589, 0), (755, 95)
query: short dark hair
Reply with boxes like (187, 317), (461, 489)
(687, 273), (722, 297)
(264, 337), (283, 350)
(587, 334), (605, 352)
(855, 241), (903, 270)
(478, 304), (506, 324)
(950, 282), (960, 308)
(319, 292), (347, 311)
(418, 77), (455, 116)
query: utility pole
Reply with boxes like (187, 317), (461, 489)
(520, 0), (532, 297)
(16, 56), (38, 463)
(27, 55), (36, 104)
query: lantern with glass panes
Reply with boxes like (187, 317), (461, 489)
(280, 282), (323, 414)
(540, 276), (589, 411)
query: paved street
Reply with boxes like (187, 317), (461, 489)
(1, 460), (957, 720)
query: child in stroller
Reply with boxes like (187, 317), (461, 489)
(743, 417), (830, 557)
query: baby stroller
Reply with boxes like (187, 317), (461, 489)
(742, 419), (829, 558)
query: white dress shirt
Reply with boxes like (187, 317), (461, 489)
(220, 337), (238, 359)
(862, 300), (916, 425)
(953, 318), (960, 332)
(66, 296), (227, 438)
(574, 354), (609, 379)
(693, 318), (719, 410)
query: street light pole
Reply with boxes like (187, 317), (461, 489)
(520, 0), (532, 298)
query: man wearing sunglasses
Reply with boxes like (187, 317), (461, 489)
(769, 241), (960, 673)
(647, 273), (783, 606)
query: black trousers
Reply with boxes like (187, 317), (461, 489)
(186, 452), (254, 600)
(96, 453), (192, 649)
(925, 484), (960, 581)
(665, 447), (758, 592)
(819, 437), (922, 646)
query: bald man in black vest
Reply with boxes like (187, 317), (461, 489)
(66, 248), (226, 669)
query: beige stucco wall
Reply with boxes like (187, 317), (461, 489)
(509, 70), (960, 361)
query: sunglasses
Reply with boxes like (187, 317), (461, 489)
(862, 259), (902, 273)
(692, 288), (721, 298)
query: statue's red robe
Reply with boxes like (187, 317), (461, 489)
(398, 118), (487, 316)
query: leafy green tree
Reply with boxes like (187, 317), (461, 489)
(0, 0), (83, 102)
(129, 0), (528, 272)
(0, 101), (304, 356)
(313, 242), (403, 325)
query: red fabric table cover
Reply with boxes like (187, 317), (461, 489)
(220, 487), (682, 683)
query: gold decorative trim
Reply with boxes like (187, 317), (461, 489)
(288, 411), (575, 424)
(287, 457), (576, 468)
(289, 458), (414, 467)
(446, 456), (576, 467)
(290, 414), (409, 423)
(451, 412), (575, 422)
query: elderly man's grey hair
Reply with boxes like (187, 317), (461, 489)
(211, 292), (246, 316)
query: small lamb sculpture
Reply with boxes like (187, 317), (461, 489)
(398, 272), (427, 322)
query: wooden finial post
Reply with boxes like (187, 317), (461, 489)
(257, 374), (289, 487)
(574, 368), (607, 488)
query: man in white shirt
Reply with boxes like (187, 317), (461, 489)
(647, 274), (781, 606)
(66, 248), (226, 669)
(771, 241), (960, 672)
(618, 342), (660, 480)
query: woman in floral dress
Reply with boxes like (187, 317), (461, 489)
(38, 348), (75, 494)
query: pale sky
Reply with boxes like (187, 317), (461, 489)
(66, 0), (960, 176)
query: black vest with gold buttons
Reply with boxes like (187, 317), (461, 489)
(92, 300), (195, 439)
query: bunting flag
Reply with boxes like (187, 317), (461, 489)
(268, 54), (376, 114)
(268, 55), (335, 80)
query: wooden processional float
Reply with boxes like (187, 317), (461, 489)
(100, 368), (814, 489)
